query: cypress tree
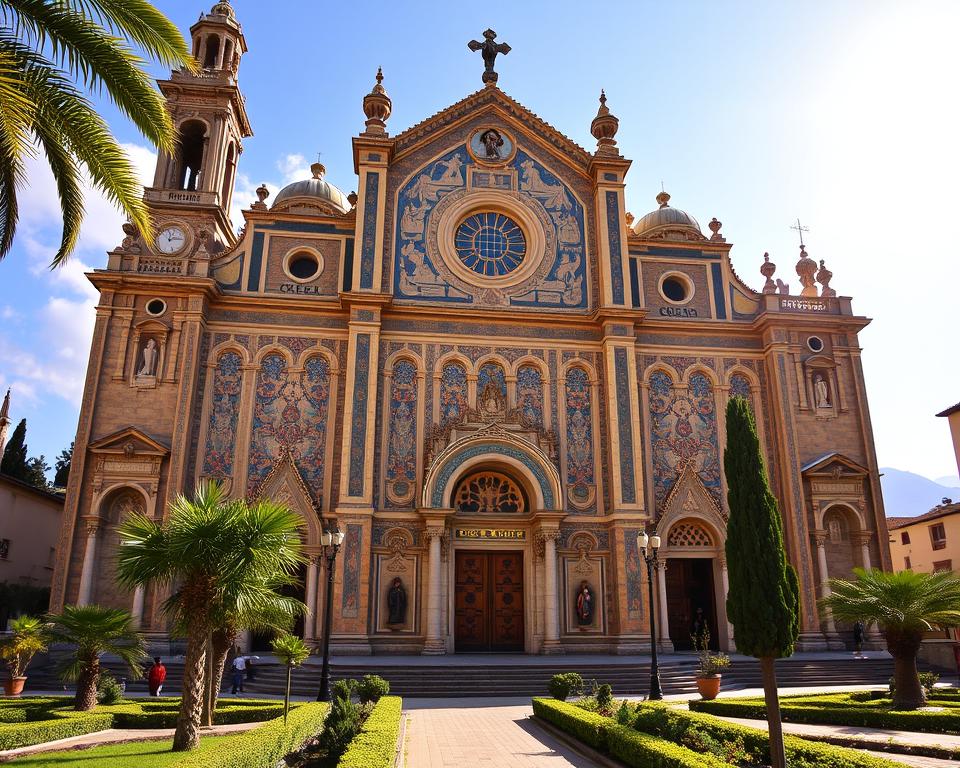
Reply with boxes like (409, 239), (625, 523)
(54, 441), (74, 487)
(0, 418), (28, 481)
(724, 396), (799, 768)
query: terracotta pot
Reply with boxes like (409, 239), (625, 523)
(3, 677), (27, 697)
(696, 675), (721, 700)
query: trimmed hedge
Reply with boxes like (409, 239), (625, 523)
(689, 692), (960, 734)
(107, 699), (285, 728)
(532, 698), (727, 768)
(0, 710), (114, 750)
(174, 702), (330, 768)
(338, 695), (403, 768)
(637, 703), (906, 768)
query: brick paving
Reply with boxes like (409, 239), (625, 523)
(404, 699), (602, 767)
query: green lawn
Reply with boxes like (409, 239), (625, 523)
(10, 736), (229, 767)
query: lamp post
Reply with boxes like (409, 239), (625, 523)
(638, 530), (663, 701)
(316, 525), (344, 702)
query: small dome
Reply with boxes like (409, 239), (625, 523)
(272, 162), (351, 215)
(632, 191), (703, 241)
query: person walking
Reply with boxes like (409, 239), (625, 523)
(245, 654), (260, 682)
(147, 657), (166, 697)
(853, 620), (865, 658)
(230, 654), (247, 694)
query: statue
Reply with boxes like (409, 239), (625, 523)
(467, 29), (511, 85)
(814, 374), (831, 408)
(816, 259), (836, 298)
(386, 577), (407, 626)
(575, 581), (594, 626)
(138, 339), (158, 377)
(479, 129), (504, 159)
(776, 278), (790, 296)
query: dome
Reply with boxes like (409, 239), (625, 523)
(272, 162), (351, 215)
(632, 192), (704, 242)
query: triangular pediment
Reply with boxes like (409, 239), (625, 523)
(660, 461), (726, 522)
(393, 86), (592, 172)
(252, 447), (323, 545)
(801, 452), (869, 477)
(88, 426), (169, 457)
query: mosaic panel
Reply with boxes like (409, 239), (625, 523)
(613, 347), (636, 504)
(347, 334), (371, 497)
(516, 365), (544, 426)
(439, 362), (468, 424)
(648, 370), (721, 507)
(359, 172), (379, 290)
(431, 442), (555, 509)
(202, 351), (243, 478)
(605, 191), (625, 304)
(477, 362), (507, 400)
(385, 360), (418, 506)
(624, 528), (643, 619)
(372, 521), (422, 547)
(565, 367), (596, 511)
(246, 352), (331, 504)
(341, 523), (362, 618)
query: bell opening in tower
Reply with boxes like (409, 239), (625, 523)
(176, 120), (206, 191)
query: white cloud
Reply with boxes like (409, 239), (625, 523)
(278, 153), (310, 184)
(1, 306), (21, 322)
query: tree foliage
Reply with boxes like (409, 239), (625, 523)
(54, 440), (73, 487)
(24, 454), (49, 489)
(1, 418), (28, 479)
(0, 0), (196, 266)
(723, 396), (799, 657)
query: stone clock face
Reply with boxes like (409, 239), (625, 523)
(155, 225), (187, 255)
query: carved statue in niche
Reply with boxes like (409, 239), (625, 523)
(137, 339), (159, 377)
(814, 373), (831, 408)
(386, 577), (407, 627)
(576, 580), (594, 627)
(479, 129), (504, 159)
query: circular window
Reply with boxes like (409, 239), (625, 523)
(807, 336), (824, 352)
(454, 212), (526, 277)
(283, 249), (323, 283)
(658, 272), (694, 305)
(146, 299), (166, 316)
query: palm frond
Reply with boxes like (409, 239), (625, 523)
(30, 105), (83, 263)
(0, 44), (37, 258)
(47, 604), (146, 680)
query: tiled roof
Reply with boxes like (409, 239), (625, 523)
(887, 503), (960, 529)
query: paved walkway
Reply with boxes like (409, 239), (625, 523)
(404, 698), (603, 767)
(0, 721), (258, 761)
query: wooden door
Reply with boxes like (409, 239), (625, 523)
(454, 551), (524, 652)
(665, 558), (717, 650)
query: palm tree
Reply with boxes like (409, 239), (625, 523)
(822, 568), (960, 710)
(47, 605), (146, 711)
(116, 482), (305, 751)
(0, 0), (196, 266)
(271, 634), (310, 724)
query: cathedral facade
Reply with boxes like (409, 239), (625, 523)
(50, 3), (891, 655)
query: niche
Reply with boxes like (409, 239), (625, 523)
(176, 121), (206, 191)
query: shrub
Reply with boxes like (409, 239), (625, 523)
(317, 679), (363, 764)
(548, 672), (583, 701)
(356, 674), (390, 704)
(596, 683), (613, 711)
(97, 673), (124, 705)
(338, 695), (402, 768)
(0, 711), (113, 750)
(174, 702), (330, 768)
(0, 615), (48, 679)
(889, 672), (940, 697)
(615, 701), (634, 726)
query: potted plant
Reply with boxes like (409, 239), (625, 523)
(693, 629), (729, 700)
(1, 616), (48, 697)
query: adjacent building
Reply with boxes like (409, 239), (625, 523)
(50, 2), (891, 654)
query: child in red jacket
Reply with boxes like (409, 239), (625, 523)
(148, 657), (166, 696)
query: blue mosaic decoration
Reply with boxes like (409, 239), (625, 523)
(359, 172), (379, 290)
(477, 362), (507, 400)
(730, 373), (752, 401)
(341, 523), (362, 618)
(246, 352), (330, 503)
(202, 351), (242, 478)
(623, 529), (643, 619)
(564, 367), (596, 510)
(516, 364), (544, 426)
(648, 370), (721, 507)
(455, 212), (526, 276)
(614, 347), (636, 504)
(606, 191), (625, 304)
(431, 442), (555, 509)
(439, 363), (468, 424)
(348, 334), (371, 496)
(385, 360), (418, 498)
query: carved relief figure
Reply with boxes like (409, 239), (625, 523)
(576, 581), (594, 626)
(519, 158), (568, 210)
(480, 129), (504, 159)
(401, 241), (441, 285)
(386, 577), (407, 626)
(138, 339), (159, 377)
(814, 374), (831, 408)
(556, 211), (581, 245)
(400, 202), (427, 239)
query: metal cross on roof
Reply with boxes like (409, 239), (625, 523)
(791, 218), (809, 247)
(468, 29), (511, 86)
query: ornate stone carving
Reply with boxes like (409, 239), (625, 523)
(760, 252), (777, 294)
(385, 532), (410, 573)
(467, 28), (511, 85)
(137, 339), (159, 377)
(816, 259), (836, 298)
(795, 245), (818, 297)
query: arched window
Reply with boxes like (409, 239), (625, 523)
(176, 120), (206, 191)
(454, 471), (526, 514)
(203, 34), (220, 69)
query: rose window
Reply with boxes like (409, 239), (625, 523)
(454, 471), (526, 514)
(454, 212), (526, 277)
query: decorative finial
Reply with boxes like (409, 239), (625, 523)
(708, 217), (725, 242)
(362, 67), (392, 135)
(209, 0), (235, 19)
(760, 252), (777, 294)
(347, 191), (358, 208)
(467, 29), (511, 86)
(795, 242), (818, 297)
(252, 182), (269, 210)
(656, 191), (671, 208)
(816, 258), (836, 298)
(791, 217), (809, 248)
(311, 162), (325, 179)
(591, 89), (619, 155)
(0, 388), (10, 420)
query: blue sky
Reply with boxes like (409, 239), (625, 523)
(1, 0), (958, 482)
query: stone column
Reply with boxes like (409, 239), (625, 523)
(304, 557), (318, 642)
(540, 530), (564, 654)
(77, 519), (101, 606)
(656, 560), (670, 645)
(131, 586), (145, 629)
(814, 534), (837, 634)
(422, 527), (446, 655)
(855, 532), (873, 570)
(719, 558), (734, 650)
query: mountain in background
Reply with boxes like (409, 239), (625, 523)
(880, 467), (960, 519)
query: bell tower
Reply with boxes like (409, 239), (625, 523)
(144, 0), (252, 253)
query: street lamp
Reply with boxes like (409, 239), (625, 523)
(637, 529), (663, 701)
(316, 525), (345, 702)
